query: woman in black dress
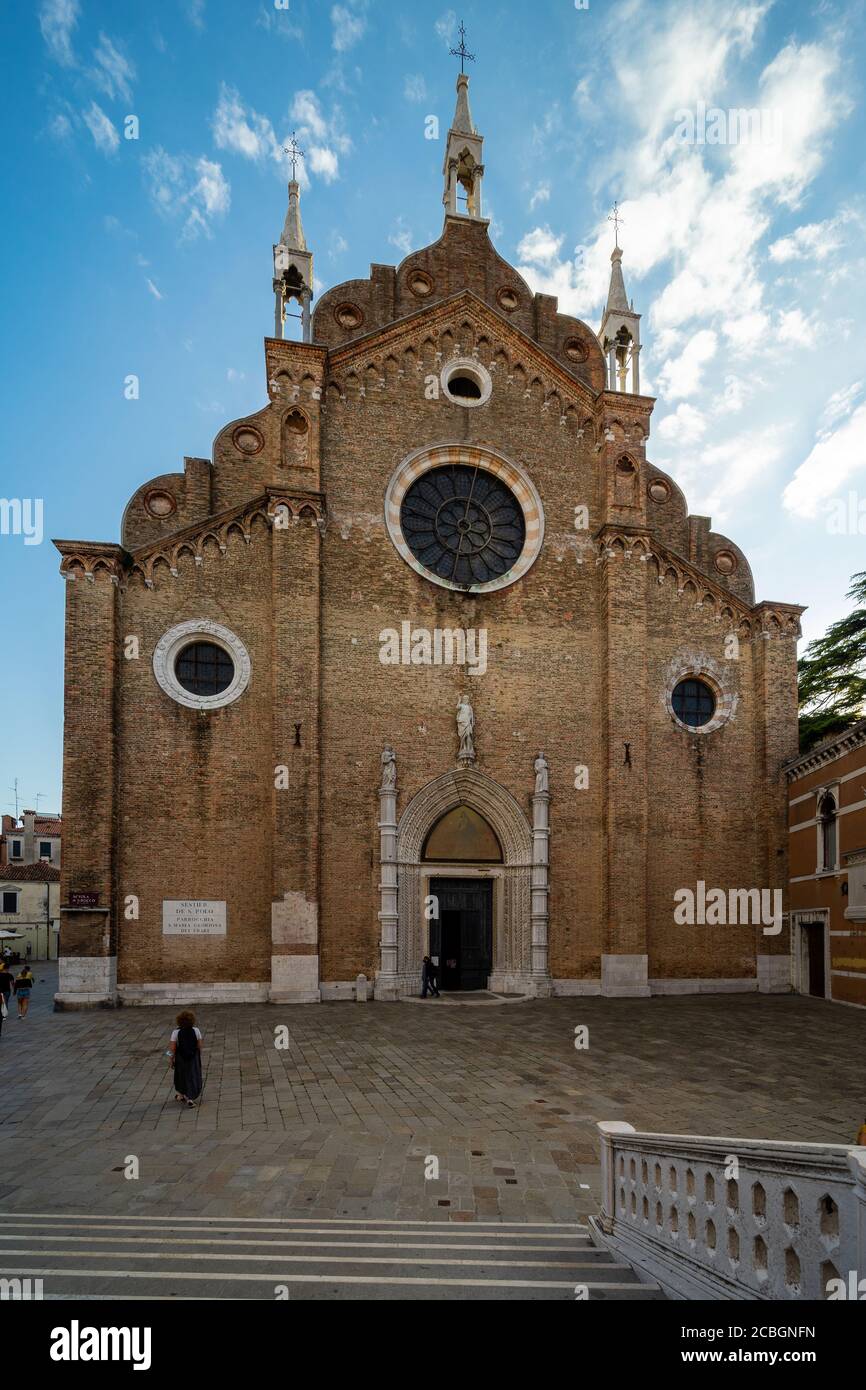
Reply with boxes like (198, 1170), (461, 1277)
(168, 1010), (203, 1108)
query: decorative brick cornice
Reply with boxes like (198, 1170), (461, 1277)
(59, 491), (327, 591)
(784, 719), (866, 780)
(595, 527), (804, 636)
(327, 289), (603, 412)
(54, 541), (129, 582)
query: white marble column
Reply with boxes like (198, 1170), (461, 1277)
(376, 750), (400, 1001)
(531, 772), (552, 996)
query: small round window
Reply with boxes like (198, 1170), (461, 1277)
(440, 358), (492, 408)
(672, 678), (716, 728)
(175, 642), (235, 698)
(153, 620), (252, 711)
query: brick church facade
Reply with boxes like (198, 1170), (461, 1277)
(54, 77), (803, 1008)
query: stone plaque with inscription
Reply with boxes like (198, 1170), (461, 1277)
(162, 900), (227, 937)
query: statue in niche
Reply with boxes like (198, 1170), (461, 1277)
(534, 751), (549, 796)
(381, 746), (397, 791)
(456, 695), (476, 764)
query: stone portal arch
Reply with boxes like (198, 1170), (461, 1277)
(376, 766), (547, 999)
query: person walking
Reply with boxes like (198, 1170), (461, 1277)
(421, 955), (440, 999)
(13, 965), (34, 1019)
(0, 960), (12, 1038)
(168, 1011), (203, 1108)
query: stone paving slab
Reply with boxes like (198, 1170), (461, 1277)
(0, 964), (863, 1227)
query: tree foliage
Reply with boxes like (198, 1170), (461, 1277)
(798, 570), (866, 750)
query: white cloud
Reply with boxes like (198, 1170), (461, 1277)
(143, 148), (230, 240)
(784, 403), (866, 520)
(145, 278), (163, 300)
(777, 308), (816, 348)
(291, 90), (328, 142)
(289, 90), (350, 183)
(185, 0), (205, 30)
(331, 3), (366, 52)
(529, 183), (551, 212)
(90, 33), (135, 104)
(82, 102), (119, 155)
(39, 0), (79, 67)
(212, 84), (280, 162)
(671, 426), (787, 520)
(821, 382), (864, 431)
(657, 403), (708, 445)
(658, 330), (718, 400)
(516, 226), (564, 268)
(48, 112), (72, 141)
(404, 74), (427, 103)
(227, 368), (245, 382)
(435, 11), (458, 47)
(388, 217), (413, 257)
(256, 4), (302, 39)
(308, 147), (339, 182)
(769, 218), (844, 263)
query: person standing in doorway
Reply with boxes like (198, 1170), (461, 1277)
(13, 965), (34, 1019)
(421, 955), (440, 999)
(168, 1011), (203, 1108)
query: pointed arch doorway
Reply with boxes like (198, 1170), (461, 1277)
(376, 767), (545, 999)
(425, 806), (501, 992)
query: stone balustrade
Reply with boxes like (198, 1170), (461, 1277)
(591, 1121), (866, 1300)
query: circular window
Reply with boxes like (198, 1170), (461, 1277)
(649, 480), (671, 504)
(334, 302), (363, 330)
(175, 642), (234, 697)
(232, 426), (265, 456)
(671, 678), (716, 729)
(497, 287), (520, 313)
(408, 270), (434, 298)
(385, 445), (544, 594)
(440, 358), (492, 408)
(714, 550), (738, 576)
(144, 489), (176, 519)
(563, 337), (588, 363)
(400, 465), (526, 588)
(153, 621), (251, 711)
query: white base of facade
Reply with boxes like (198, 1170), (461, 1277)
(756, 954), (792, 993)
(269, 955), (321, 1005)
(602, 954), (651, 997)
(320, 982), (367, 1001)
(551, 979), (603, 996)
(650, 977), (758, 995)
(118, 983), (270, 1005)
(53, 967), (796, 1008)
(54, 955), (118, 1010)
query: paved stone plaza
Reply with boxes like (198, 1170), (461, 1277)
(0, 966), (862, 1297)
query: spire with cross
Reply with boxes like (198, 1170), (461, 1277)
(450, 19), (475, 74)
(283, 132), (305, 183)
(608, 200), (625, 249)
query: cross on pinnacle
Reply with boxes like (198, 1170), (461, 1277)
(608, 200), (625, 248)
(284, 132), (305, 181)
(450, 19), (475, 74)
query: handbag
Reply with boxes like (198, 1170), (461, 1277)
(0, 997), (7, 1020)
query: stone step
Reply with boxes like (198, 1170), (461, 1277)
(0, 1212), (665, 1300)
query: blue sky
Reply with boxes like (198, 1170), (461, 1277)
(2, 0), (865, 815)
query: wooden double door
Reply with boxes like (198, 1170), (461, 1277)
(429, 878), (493, 992)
